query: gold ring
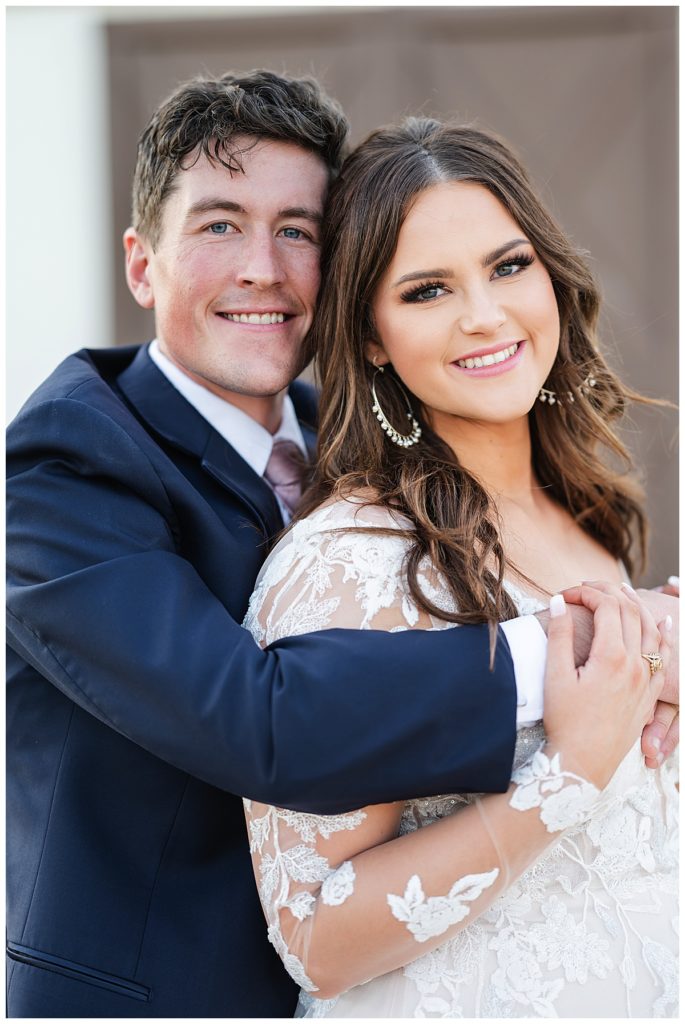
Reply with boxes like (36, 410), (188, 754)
(641, 652), (663, 677)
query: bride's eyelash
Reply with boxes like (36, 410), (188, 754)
(494, 251), (535, 274)
(399, 280), (446, 303)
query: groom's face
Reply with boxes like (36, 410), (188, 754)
(124, 137), (328, 418)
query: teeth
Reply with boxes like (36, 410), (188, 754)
(457, 342), (518, 369)
(222, 312), (285, 324)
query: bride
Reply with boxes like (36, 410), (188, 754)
(242, 119), (678, 1017)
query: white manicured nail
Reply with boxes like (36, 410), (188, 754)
(621, 582), (636, 594)
(667, 575), (679, 588)
(549, 594), (566, 618)
(664, 615), (673, 632)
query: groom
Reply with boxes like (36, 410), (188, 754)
(6, 70), (677, 1018)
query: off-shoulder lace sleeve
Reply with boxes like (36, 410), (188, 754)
(242, 499), (601, 1000)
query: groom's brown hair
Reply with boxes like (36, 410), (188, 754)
(132, 69), (349, 248)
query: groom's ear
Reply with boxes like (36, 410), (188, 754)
(123, 228), (155, 310)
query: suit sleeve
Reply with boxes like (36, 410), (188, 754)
(6, 396), (517, 813)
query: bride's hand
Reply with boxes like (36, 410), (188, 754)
(563, 583), (678, 769)
(542, 583), (667, 790)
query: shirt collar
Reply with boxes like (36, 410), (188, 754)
(148, 339), (307, 478)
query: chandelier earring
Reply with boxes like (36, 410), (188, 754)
(370, 358), (422, 448)
(537, 373), (598, 407)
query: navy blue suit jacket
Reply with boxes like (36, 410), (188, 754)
(6, 344), (517, 1017)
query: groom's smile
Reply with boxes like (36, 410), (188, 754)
(124, 136), (328, 430)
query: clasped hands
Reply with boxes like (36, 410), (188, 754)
(560, 579), (679, 769)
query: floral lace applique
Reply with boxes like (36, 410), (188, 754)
(401, 922), (488, 1017)
(388, 869), (500, 942)
(268, 922), (318, 993)
(245, 500), (458, 642)
(245, 803), (367, 991)
(321, 861), (356, 906)
(488, 925), (566, 1016)
(510, 744), (600, 832)
(530, 895), (613, 982)
(643, 937), (679, 1017)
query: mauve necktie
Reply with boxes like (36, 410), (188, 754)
(264, 440), (304, 516)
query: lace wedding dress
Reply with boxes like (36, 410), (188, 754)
(243, 499), (678, 1018)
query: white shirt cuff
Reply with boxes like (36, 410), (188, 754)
(500, 615), (546, 726)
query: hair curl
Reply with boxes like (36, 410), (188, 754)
(299, 118), (652, 648)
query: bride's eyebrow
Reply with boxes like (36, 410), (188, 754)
(482, 238), (530, 267)
(392, 238), (533, 288)
(392, 267), (452, 288)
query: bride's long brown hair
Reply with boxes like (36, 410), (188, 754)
(298, 118), (650, 639)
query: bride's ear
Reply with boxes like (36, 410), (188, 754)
(364, 338), (389, 369)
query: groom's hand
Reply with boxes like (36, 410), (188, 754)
(652, 575), (679, 598)
(534, 603), (594, 667)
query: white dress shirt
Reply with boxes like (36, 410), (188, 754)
(149, 340), (307, 523)
(500, 616), (546, 725)
(148, 340), (546, 723)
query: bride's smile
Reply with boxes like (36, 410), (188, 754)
(452, 338), (524, 374)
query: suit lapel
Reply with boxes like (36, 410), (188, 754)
(116, 346), (284, 538)
(199, 431), (283, 538)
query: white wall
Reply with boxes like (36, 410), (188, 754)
(7, 7), (113, 422)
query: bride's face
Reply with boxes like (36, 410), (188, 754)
(368, 182), (560, 431)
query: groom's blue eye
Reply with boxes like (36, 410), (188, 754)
(209, 223), (229, 234)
